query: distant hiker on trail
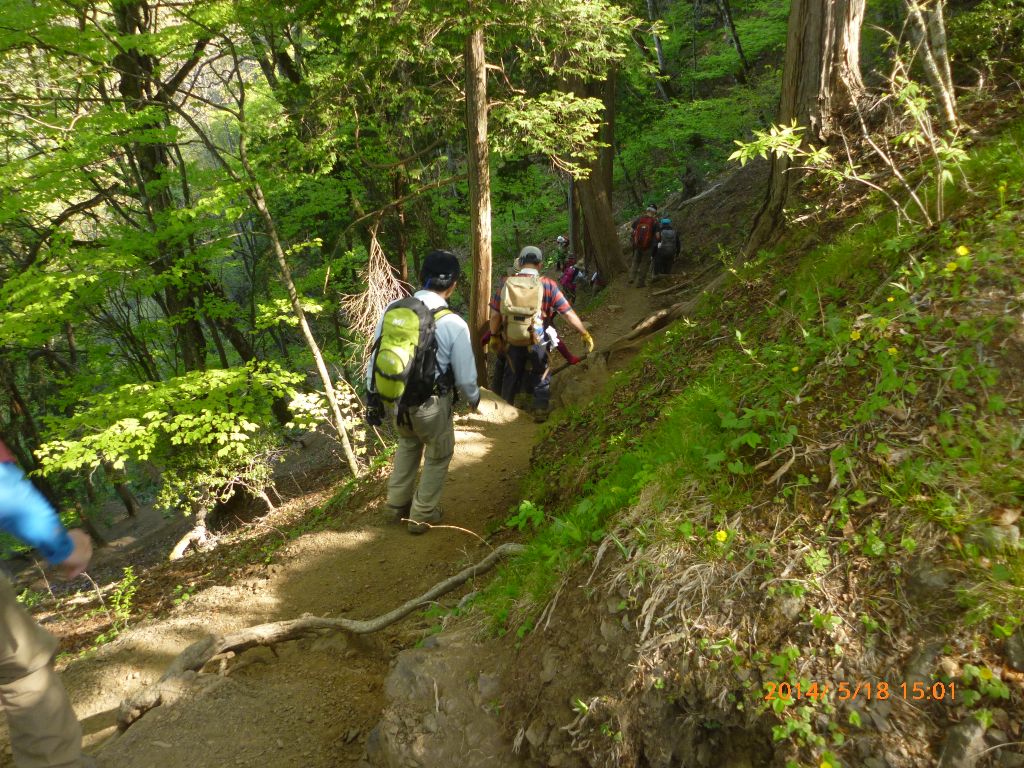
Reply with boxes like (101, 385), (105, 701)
(366, 250), (481, 535)
(559, 256), (585, 302)
(653, 217), (680, 279)
(489, 245), (593, 421)
(0, 440), (95, 768)
(555, 234), (570, 272)
(630, 204), (661, 288)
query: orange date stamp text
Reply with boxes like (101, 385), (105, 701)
(763, 680), (956, 702)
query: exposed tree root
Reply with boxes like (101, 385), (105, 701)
(117, 542), (525, 731)
(168, 524), (211, 561)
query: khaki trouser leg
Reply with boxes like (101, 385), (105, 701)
(385, 394), (454, 523)
(0, 577), (83, 768)
(386, 432), (425, 513)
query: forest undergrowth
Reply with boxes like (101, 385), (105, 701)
(474, 116), (1024, 768)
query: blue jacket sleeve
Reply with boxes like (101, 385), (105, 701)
(449, 323), (481, 408)
(0, 463), (74, 564)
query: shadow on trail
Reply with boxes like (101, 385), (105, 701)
(79, 394), (535, 768)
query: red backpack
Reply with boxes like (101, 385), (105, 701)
(633, 215), (656, 250)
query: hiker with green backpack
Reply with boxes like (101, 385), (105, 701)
(366, 250), (481, 535)
(488, 245), (594, 421)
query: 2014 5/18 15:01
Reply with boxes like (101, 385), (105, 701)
(763, 681), (956, 701)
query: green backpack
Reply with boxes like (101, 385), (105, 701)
(371, 297), (452, 417)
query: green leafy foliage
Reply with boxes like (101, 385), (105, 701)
(36, 362), (299, 512)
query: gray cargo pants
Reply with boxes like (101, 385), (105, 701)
(629, 246), (657, 287)
(386, 393), (455, 523)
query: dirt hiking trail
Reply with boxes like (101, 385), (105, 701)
(0, 272), (701, 768)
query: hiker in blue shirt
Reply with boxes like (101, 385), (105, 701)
(0, 441), (94, 768)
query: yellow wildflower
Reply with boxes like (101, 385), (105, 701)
(888, 346), (898, 356)
(887, 296), (895, 302)
(945, 261), (958, 272)
(715, 530), (728, 543)
(850, 330), (861, 341)
(791, 366), (800, 372)
(956, 245), (970, 256)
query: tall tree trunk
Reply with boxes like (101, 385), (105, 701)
(113, 0), (209, 372)
(614, 142), (644, 209)
(903, 0), (957, 128)
(465, 23), (491, 383)
(647, 0), (667, 73)
(645, 0), (672, 100)
(250, 185), (361, 478)
(574, 70), (627, 277)
(204, 316), (230, 368)
(691, 0), (701, 100)
(567, 176), (582, 259)
(716, 0), (751, 82)
(744, 0), (866, 258)
(393, 173), (410, 284)
(630, 32), (672, 101)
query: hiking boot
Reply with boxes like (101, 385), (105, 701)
(408, 508), (443, 535)
(387, 502), (411, 523)
(531, 408), (551, 424)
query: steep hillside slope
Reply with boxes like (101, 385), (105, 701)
(378, 120), (1024, 768)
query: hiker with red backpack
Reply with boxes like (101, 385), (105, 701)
(366, 250), (481, 534)
(488, 245), (593, 421)
(629, 204), (662, 288)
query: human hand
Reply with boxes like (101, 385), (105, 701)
(58, 529), (92, 579)
(366, 404), (384, 427)
(581, 331), (594, 354)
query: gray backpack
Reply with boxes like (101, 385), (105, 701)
(658, 227), (678, 256)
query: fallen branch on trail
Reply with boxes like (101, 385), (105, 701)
(676, 180), (724, 208)
(650, 262), (720, 298)
(607, 272), (729, 355)
(117, 542), (525, 732)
